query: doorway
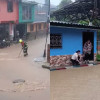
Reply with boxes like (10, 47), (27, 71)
(83, 32), (94, 60)
(16, 24), (26, 38)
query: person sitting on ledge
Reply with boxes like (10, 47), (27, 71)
(71, 50), (81, 66)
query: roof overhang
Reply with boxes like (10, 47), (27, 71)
(50, 21), (100, 30)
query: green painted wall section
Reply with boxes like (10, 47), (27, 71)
(19, 2), (34, 23)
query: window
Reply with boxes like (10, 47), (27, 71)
(30, 24), (34, 31)
(38, 23), (41, 30)
(7, 1), (13, 12)
(50, 34), (62, 49)
(22, 5), (32, 20)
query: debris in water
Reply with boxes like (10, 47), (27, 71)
(33, 57), (45, 62)
(13, 79), (25, 84)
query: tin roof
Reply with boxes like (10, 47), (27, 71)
(50, 21), (100, 30)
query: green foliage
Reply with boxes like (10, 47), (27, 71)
(96, 54), (100, 61)
(78, 20), (89, 25)
(92, 19), (100, 26)
(59, 0), (72, 8)
(50, 17), (56, 21)
(78, 19), (100, 26)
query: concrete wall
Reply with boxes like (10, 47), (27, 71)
(50, 26), (97, 56)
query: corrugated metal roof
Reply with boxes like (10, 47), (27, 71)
(50, 21), (100, 30)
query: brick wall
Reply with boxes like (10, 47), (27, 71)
(50, 54), (97, 69)
(50, 55), (72, 69)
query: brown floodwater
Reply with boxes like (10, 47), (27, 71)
(0, 37), (50, 100)
(51, 65), (100, 100)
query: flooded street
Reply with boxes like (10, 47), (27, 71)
(51, 65), (100, 100)
(0, 37), (50, 100)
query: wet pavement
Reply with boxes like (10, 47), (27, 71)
(51, 65), (100, 100)
(0, 37), (50, 100)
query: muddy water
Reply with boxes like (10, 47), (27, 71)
(51, 65), (100, 100)
(0, 37), (50, 100)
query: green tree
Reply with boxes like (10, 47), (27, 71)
(59, 0), (72, 8)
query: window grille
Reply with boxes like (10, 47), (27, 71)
(50, 34), (62, 48)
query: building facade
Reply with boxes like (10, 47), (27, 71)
(0, 0), (49, 41)
(26, 1), (49, 39)
(19, 1), (35, 23)
(50, 21), (99, 68)
(15, 1), (36, 39)
(0, 0), (19, 40)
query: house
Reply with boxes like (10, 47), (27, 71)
(15, 1), (37, 39)
(0, 0), (19, 40)
(50, 21), (100, 68)
(0, 0), (47, 41)
(27, 0), (49, 39)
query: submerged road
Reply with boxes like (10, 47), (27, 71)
(0, 37), (50, 100)
(51, 65), (100, 100)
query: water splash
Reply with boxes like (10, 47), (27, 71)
(0, 81), (49, 93)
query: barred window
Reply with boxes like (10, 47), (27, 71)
(50, 34), (62, 49)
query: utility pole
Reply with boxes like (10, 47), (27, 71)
(43, 0), (50, 58)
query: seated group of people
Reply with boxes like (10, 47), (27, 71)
(71, 50), (91, 66)
(71, 40), (92, 66)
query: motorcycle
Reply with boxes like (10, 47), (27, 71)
(0, 39), (10, 48)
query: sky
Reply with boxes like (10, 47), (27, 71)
(50, 0), (75, 6)
(26, 0), (75, 6)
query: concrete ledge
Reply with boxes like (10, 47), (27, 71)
(42, 63), (50, 69)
